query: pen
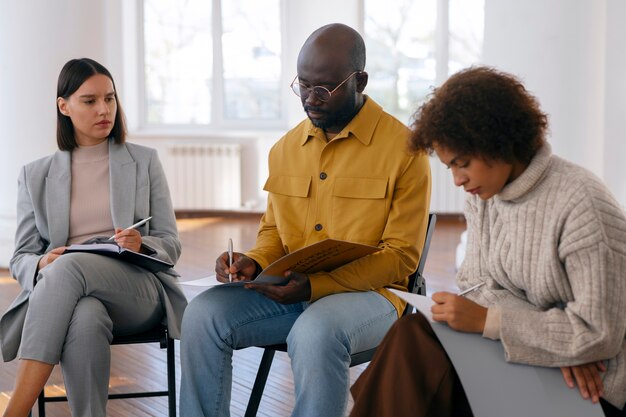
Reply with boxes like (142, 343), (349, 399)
(458, 282), (485, 296)
(108, 216), (153, 240)
(228, 238), (233, 283)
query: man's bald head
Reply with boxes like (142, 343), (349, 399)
(298, 23), (366, 74)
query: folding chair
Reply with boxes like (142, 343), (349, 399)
(242, 213), (437, 416)
(35, 324), (176, 417)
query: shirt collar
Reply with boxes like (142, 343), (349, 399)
(497, 142), (552, 201)
(300, 96), (383, 146)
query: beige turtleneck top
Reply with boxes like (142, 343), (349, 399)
(67, 139), (115, 245)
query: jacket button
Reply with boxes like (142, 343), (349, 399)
(314, 223), (323, 231)
(319, 172), (327, 180)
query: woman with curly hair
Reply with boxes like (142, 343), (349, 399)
(349, 67), (626, 417)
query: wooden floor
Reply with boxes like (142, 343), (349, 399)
(0, 214), (465, 416)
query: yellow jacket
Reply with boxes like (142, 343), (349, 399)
(247, 97), (431, 316)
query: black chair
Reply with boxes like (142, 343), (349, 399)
(35, 324), (176, 417)
(242, 213), (437, 416)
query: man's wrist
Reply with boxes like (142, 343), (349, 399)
(252, 259), (263, 278)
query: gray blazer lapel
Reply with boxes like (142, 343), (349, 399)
(109, 141), (136, 228)
(46, 151), (71, 248)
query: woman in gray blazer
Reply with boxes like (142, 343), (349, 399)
(0, 58), (187, 417)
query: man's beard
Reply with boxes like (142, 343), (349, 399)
(305, 94), (357, 131)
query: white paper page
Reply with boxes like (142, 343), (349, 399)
(388, 288), (435, 321)
(179, 275), (221, 287)
(179, 274), (285, 287)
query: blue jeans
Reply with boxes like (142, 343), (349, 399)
(180, 285), (397, 417)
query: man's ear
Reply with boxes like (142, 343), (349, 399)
(356, 71), (368, 93)
(57, 97), (70, 116)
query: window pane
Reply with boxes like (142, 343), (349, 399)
(364, 0), (437, 124)
(449, 0), (484, 74)
(144, 0), (212, 124)
(221, 0), (282, 120)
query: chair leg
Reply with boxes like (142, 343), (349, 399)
(244, 349), (276, 417)
(166, 337), (177, 417)
(38, 390), (46, 417)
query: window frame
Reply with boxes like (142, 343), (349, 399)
(358, 0), (482, 121)
(131, 0), (290, 134)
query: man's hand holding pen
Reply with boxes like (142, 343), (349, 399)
(214, 248), (312, 304)
(215, 252), (257, 283)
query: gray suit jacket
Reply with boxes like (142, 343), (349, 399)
(0, 140), (187, 362)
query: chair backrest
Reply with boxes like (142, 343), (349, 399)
(403, 213), (437, 315)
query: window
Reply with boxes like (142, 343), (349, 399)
(142, 0), (283, 128)
(363, 0), (484, 123)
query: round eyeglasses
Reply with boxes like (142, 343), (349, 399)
(290, 71), (360, 102)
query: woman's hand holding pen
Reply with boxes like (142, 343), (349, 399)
(431, 292), (488, 333)
(112, 228), (143, 252)
(215, 252), (257, 283)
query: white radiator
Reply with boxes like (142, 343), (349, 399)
(429, 156), (466, 214)
(166, 144), (242, 210)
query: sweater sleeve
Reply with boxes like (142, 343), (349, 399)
(498, 192), (626, 366)
(500, 242), (626, 366)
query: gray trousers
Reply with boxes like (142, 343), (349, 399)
(19, 253), (164, 417)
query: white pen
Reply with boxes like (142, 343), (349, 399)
(228, 238), (234, 283)
(458, 282), (485, 296)
(108, 216), (153, 240)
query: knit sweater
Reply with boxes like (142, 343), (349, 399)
(459, 143), (626, 408)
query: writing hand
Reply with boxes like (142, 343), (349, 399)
(37, 247), (68, 271)
(215, 252), (257, 283)
(431, 291), (488, 333)
(561, 361), (606, 403)
(112, 228), (143, 252)
(245, 270), (311, 304)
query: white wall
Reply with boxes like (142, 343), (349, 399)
(0, 0), (113, 266)
(603, 0), (626, 206)
(0, 0), (623, 267)
(482, 0), (625, 208)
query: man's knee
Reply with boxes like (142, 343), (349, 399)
(287, 315), (348, 358)
(181, 289), (228, 335)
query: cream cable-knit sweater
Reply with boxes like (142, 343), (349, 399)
(459, 143), (626, 408)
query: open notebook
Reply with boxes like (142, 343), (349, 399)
(64, 237), (173, 274)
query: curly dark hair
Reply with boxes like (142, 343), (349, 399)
(409, 66), (548, 165)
